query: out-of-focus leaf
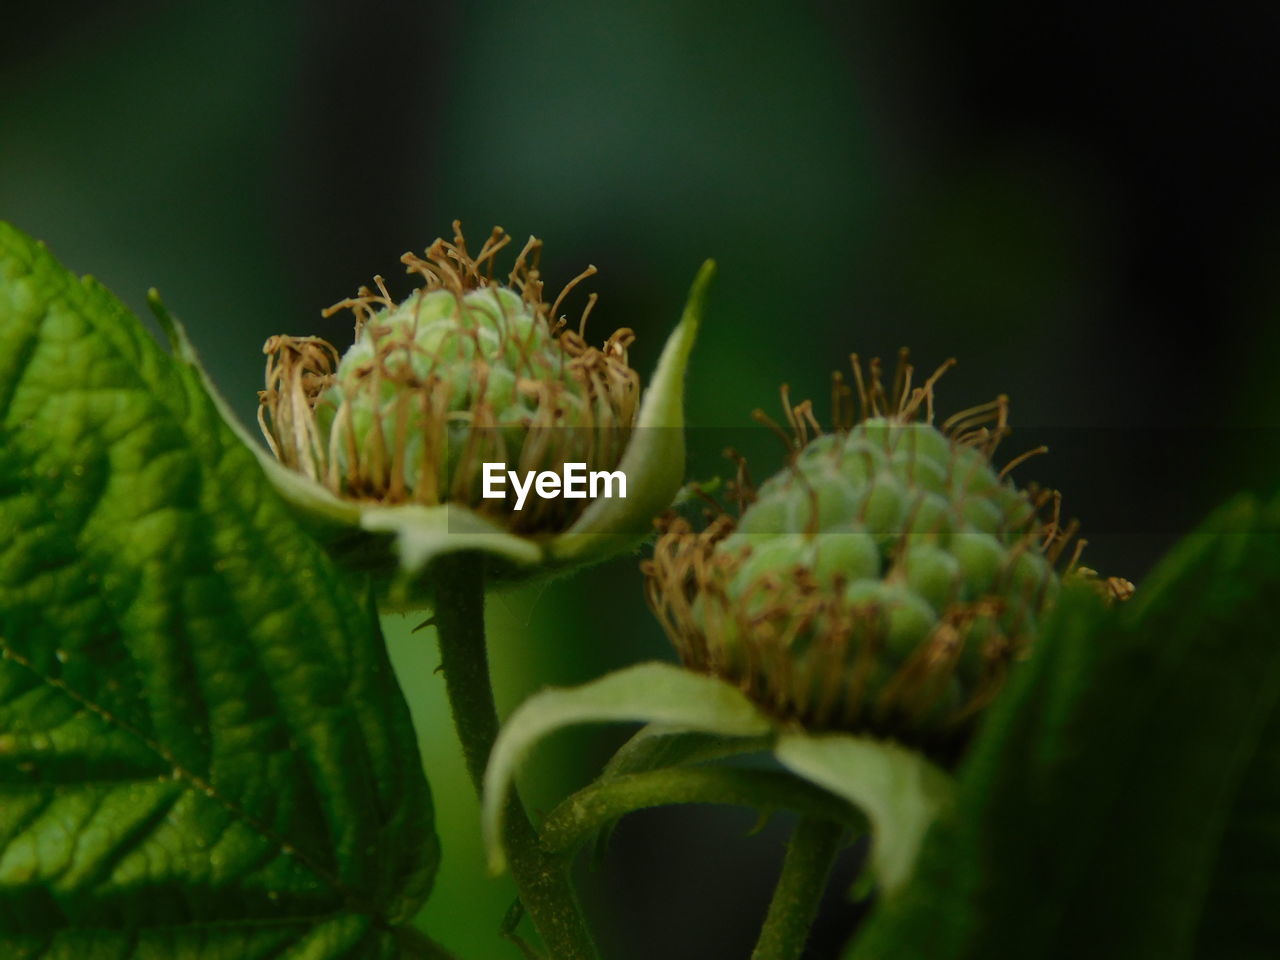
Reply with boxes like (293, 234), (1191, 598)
(0, 223), (438, 958)
(1191, 693), (1280, 959)
(845, 498), (1280, 960)
(1190, 499), (1280, 960)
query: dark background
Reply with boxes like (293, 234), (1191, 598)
(4, 3), (1279, 957)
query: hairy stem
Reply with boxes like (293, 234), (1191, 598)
(539, 766), (861, 858)
(431, 554), (599, 960)
(751, 818), (844, 960)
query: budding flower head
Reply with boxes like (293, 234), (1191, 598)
(259, 223), (641, 536)
(252, 223), (713, 606)
(644, 351), (1129, 755)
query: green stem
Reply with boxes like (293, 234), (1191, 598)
(431, 554), (600, 960)
(750, 818), (844, 960)
(538, 767), (862, 858)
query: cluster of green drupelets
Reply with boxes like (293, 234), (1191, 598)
(645, 354), (1095, 753)
(259, 224), (638, 534)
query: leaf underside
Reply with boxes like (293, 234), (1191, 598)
(0, 223), (438, 959)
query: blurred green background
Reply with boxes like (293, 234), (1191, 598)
(4, 2), (1278, 957)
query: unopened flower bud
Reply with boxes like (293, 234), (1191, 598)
(644, 351), (1127, 752)
(260, 223), (638, 536)
(254, 222), (714, 606)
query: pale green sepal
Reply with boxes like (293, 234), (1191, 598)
(551, 260), (716, 562)
(774, 732), (954, 895)
(360, 504), (542, 576)
(482, 660), (771, 873)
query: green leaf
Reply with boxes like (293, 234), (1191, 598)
(774, 733), (952, 896)
(481, 662), (773, 873)
(1190, 501), (1280, 960)
(1191, 693), (1280, 960)
(845, 497), (1280, 960)
(0, 223), (438, 957)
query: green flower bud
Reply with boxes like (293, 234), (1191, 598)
(644, 352), (1129, 753)
(254, 223), (715, 606)
(260, 225), (637, 535)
